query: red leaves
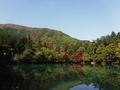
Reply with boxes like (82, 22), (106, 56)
(61, 54), (83, 62)
(72, 54), (83, 62)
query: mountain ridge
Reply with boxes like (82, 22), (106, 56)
(0, 24), (88, 53)
(0, 23), (80, 41)
(1, 24), (120, 64)
(0, 23), (53, 30)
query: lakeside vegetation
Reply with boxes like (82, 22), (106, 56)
(0, 24), (120, 65)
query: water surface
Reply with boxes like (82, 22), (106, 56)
(0, 64), (120, 90)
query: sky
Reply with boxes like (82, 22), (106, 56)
(0, 0), (120, 41)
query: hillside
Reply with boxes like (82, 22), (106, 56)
(0, 24), (91, 63)
(0, 24), (80, 43)
(0, 24), (120, 64)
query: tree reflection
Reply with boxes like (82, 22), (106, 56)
(0, 64), (120, 90)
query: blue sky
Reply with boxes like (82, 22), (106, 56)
(0, 0), (120, 41)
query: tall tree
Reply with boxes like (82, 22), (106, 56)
(116, 43), (120, 59)
(25, 34), (33, 49)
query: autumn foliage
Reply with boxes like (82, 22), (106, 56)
(1, 24), (120, 64)
(72, 54), (83, 62)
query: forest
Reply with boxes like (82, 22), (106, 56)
(0, 24), (120, 65)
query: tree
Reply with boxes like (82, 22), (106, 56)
(34, 50), (44, 62)
(83, 52), (91, 62)
(104, 44), (116, 62)
(95, 44), (105, 62)
(116, 43), (120, 59)
(117, 32), (120, 43)
(72, 54), (83, 62)
(77, 47), (85, 54)
(25, 34), (33, 49)
(110, 31), (116, 44)
(111, 31), (116, 38)
(62, 54), (70, 62)
(22, 49), (35, 62)
(14, 37), (27, 54)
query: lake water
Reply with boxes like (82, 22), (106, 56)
(0, 64), (120, 90)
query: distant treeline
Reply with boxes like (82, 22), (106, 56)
(0, 25), (120, 65)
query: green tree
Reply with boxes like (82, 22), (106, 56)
(25, 34), (33, 49)
(104, 44), (116, 62)
(22, 49), (35, 62)
(34, 50), (44, 62)
(83, 52), (91, 61)
(116, 43), (120, 59)
(110, 31), (116, 44)
(95, 44), (105, 61)
(77, 47), (85, 54)
(15, 37), (27, 54)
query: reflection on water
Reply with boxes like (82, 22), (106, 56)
(69, 84), (99, 90)
(0, 64), (120, 90)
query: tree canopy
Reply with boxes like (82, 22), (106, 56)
(0, 24), (120, 64)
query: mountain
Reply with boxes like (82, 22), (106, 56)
(0, 24), (82, 44)
(0, 24), (90, 55)
(1, 24), (120, 64)
(0, 24), (89, 63)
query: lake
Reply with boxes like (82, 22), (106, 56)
(0, 64), (120, 90)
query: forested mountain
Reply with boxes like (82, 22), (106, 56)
(0, 24), (90, 64)
(0, 24), (79, 42)
(0, 24), (120, 65)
